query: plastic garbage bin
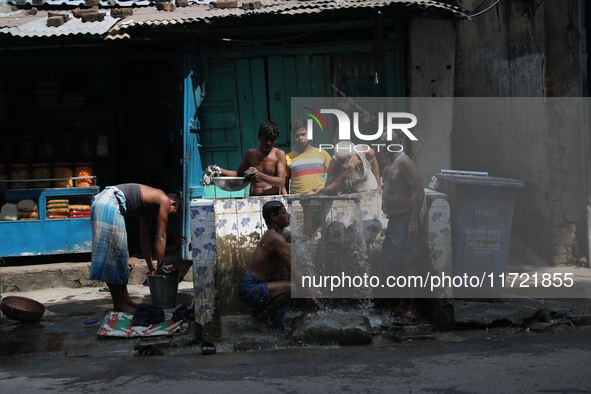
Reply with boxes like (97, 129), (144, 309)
(436, 170), (524, 297)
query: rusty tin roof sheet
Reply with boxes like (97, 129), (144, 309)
(5, 11), (121, 37)
(0, 0), (465, 39)
(108, 0), (464, 34)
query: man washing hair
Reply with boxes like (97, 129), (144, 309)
(316, 141), (381, 195)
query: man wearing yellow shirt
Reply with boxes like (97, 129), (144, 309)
(285, 119), (332, 194)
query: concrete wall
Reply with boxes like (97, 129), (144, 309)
(191, 191), (452, 335)
(408, 18), (456, 186)
(453, 1), (586, 265)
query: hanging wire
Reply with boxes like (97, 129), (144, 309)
(565, 0), (580, 49)
(468, 0), (502, 18)
(455, 0), (489, 14)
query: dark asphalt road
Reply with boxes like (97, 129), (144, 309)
(1, 329), (591, 393)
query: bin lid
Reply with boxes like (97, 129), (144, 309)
(436, 172), (524, 187)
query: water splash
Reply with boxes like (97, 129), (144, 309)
(288, 197), (375, 318)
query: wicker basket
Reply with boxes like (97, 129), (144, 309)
(1, 296), (45, 322)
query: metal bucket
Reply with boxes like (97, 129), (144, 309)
(146, 272), (179, 309)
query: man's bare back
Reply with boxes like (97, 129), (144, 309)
(382, 153), (419, 214)
(247, 227), (289, 282)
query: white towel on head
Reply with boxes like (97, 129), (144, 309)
(333, 141), (356, 160)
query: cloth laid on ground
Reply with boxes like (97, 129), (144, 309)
(97, 310), (190, 338)
(131, 303), (165, 326)
(201, 165), (221, 186)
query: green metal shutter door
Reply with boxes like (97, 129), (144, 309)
(202, 42), (404, 198)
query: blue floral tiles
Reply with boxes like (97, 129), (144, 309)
(190, 199), (218, 326)
(190, 191), (453, 324)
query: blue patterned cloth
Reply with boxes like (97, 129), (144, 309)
(89, 187), (130, 285)
(238, 271), (286, 330)
(382, 210), (421, 277)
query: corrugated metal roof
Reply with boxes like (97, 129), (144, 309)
(2, 10), (121, 37)
(108, 0), (464, 35)
(0, 0), (465, 39)
(5, 0), (212, 6)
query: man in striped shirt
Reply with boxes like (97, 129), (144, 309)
(285, 119), (332, 194)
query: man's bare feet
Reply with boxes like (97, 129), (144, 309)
(127, 301), (140, 308)
(251, 311), (276, 333)
(115, 305), (137, 314)
(404, 310), (420, 320)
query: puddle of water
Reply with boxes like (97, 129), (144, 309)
(0, 331), (68, 358)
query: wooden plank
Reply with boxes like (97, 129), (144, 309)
(200, 142), (239, 151)
(235, 58), (256, 171)
(309, 54), (324, 97)
(204, 61), (239, 199)
(209, 41), (399, 60)
(216, 62), (237, 172)
(209, 19), (398, 41)
(250, 57), (269, 143)
(394, 45), (405, 97)
(201, 65), (221, 169)
(202, 112), (237, 129)
(322, 53), (336, 147)
(309, 54), (331, 147)
(267, 56), (290, 150)
(282, 56), (299, 152)
(384, 50), (397, 98)
(295, 55), (312, 98)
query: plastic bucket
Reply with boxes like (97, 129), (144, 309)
(146, 272), (179, 309)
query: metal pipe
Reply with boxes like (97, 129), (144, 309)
(440, 169), (488, 177)
(286, 194), (360, 204)
(579, 0), (591, 266)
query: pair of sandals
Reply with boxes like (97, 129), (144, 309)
(134, 342), (216, 356)
(201, 341), (216, 355)
(135, 345), (163, 356)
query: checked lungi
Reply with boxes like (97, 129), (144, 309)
(89, 187), (130, 285)
(382, 210), (421, 278)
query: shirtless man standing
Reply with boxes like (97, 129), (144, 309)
(381, 130), (424, 321)
(238, 200), (323, 331)
(220, 121), (286, 196)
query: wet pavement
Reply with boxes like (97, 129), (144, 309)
(1, 318), (591, 393)
(3, 275), (591, 393)
(3, 279), (591, 361)
(0, 282), (197, 360)
(3, 242), (591, 361)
